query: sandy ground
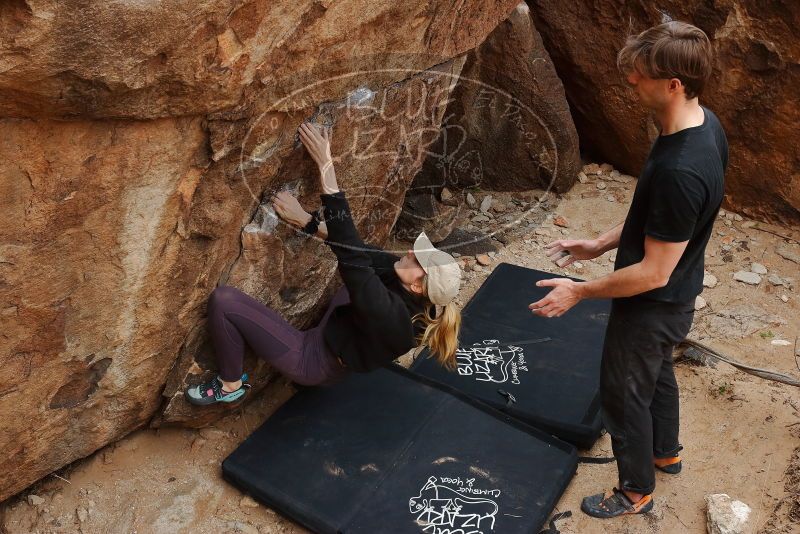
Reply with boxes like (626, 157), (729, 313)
(2, 164), (799, 534)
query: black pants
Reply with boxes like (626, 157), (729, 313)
(600, 298), (694, 495)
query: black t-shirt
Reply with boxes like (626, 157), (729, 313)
(615, 106), (728, 304)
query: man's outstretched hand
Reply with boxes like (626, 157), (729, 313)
(529, 278), (584, 318)
(545, 239), (604, 268)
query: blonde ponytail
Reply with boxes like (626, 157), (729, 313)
(412, 301), (462, 370)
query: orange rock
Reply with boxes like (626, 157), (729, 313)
(530, 0), (800, 224)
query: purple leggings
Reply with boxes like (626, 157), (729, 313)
(207, 285), (349, 386)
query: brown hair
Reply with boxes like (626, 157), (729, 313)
(617, 21), (713, 99)
(412, 275), (462, 370)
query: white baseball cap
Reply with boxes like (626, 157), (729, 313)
(413, 232), (462, 306)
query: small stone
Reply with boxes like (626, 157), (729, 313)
(77, 507), (88, 523)
(780, 294), (789, 303)
(439, 187), (458, 206)
(190, 437), (207, 453)
(577, 172), (588, 184)
(733, 214), (743, 222)
(609, 170), (621, 180)
(472, 214), (490, 223)
(573, 262), (584, 270)
(472, 264), (484, 273)
(475, 254), (491, 266)
(724, 219), (732, 227)
(596, 181), (607, 190)
(776, 246), (800, 264)
(492, 201), (506, 213)
(750, 262), (767, 275)
(695, 295), (707, 311)
(703, 273), (718, 288)
(553, 216), (569, 228)
(465, 192), (477, 208)
(534, 228), (550, 236)
(726, 212), (735, 221)
(487, 251), (496, 258)
(733, 271), (761, 285)
(198, 427), (226, 440)
(719, 209), (726, 217)
(609, 254), (616, 263)
(599, 163), (614, 172)
(451, 252), (461, 258)
(240, 495), (260, 509)
(27, 494), (45, 507)
(741, 221), (756, 229)
(583, 163), (601, 175)
(767, 274), (784, 286)
(606, 194), (616, 202)
(706, 494), (751, 534)
(771, 339), (791, 346)
(480, 195), (492, 214)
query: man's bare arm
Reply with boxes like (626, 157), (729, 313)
(578, 236), (689, 299)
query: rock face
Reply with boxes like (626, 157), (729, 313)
(528, 0), (800, 223)
(0, 0), (519, 501)
(396, 2), (580, 241)
(156, 58), (468, 427)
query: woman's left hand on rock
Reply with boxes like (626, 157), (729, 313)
(272, 191), (312, 229)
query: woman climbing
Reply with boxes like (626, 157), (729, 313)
(185, 122), (463, 405)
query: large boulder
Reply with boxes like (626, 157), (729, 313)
(0, 0), (518, 502)
(528, 0), (800, 223)
(397, 2), (580, 241)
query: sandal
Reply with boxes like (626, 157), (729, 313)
(581, 488), (653, 518)
(655, 455), (682, 474)
(185, 374), (250, 406)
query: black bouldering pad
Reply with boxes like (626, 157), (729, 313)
(223, 366), (577, 533)
(410, 263), (611, 448)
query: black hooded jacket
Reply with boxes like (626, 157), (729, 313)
(320, 191), (430, 372)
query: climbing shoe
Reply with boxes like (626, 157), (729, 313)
(581, 488), (653, 518)
(655, 455), (682, 474)
(185, 374), (250, 406)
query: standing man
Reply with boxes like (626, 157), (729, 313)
(529, 21), (727, 518)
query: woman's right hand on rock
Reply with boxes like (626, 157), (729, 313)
(299, 122), (339, 194)
(299, 122), (332, 170)
(272, 191), (312, 229)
